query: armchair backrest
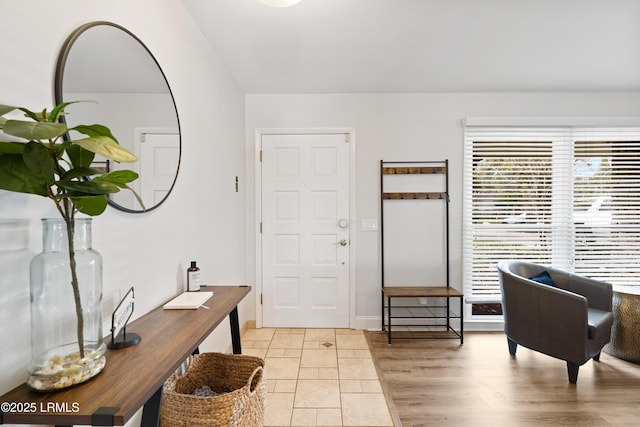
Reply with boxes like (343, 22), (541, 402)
(498, 261), (613, 311)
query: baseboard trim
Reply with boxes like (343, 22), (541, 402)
(238, 317), (502, 333)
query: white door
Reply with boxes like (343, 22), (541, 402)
(137, 130), (180, 209)
(261, 133), (350, 328)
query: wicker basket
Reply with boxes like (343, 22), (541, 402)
(160, 352), (266, 427)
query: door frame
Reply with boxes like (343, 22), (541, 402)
(254, 128), (357, 329)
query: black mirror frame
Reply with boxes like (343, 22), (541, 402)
(54, 21), (181, 213)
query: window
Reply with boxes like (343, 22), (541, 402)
(572, 138), (640, 282)
(463, 123), (640, 318)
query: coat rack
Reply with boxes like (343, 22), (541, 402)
(380, 159), (463, 344)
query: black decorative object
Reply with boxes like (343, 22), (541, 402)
(108, 287), (141, 349)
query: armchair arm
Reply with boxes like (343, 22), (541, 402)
(538, 286), (590, 364)
(548, 268), (612, 312)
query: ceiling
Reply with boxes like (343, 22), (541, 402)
(180, 0), (640, 94)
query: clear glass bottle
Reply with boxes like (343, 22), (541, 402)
(28, 218), (106, 391)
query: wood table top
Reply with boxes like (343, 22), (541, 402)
(0, 285), (250, 426)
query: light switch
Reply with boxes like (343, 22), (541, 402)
(360, 218), (378, 231)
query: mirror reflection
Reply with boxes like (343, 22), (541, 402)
(55, 22), (181, 213)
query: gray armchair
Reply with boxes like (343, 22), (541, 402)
(496, 260), (613, 384)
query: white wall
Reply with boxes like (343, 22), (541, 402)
(0, 2), (248, 425)
(245, 92), (640, 329)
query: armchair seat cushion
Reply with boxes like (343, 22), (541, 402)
(587, 307), (614, 341)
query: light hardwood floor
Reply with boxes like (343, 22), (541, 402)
(365, 331), (640, 426)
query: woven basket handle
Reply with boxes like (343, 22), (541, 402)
(247, 366), (264, 394)
(182, 354), (196, 375)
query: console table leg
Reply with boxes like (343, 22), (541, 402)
(140, 386), (162, 427)
(229, 306), (242, 354)
(460, 296), (464, 345)
(381, 290), (384, 331)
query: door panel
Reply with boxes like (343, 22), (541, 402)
(262, 133), (349, 327)
(138, 131), (180, 209)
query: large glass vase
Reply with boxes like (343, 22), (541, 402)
(28, 218), (106, 391)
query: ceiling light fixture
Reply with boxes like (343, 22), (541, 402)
(257, 0), (302, 7)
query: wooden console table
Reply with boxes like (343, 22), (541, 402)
(0, 285), (250, 427)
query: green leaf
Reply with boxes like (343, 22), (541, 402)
(23, 142), (56, 186)
(49, 102), (73, 123)
(49, 103), (68, 123)
(17, 107), (41, 122)
(72, 135), (138, 163)
(94, 169), (139, 185)
(57, 179), (120, 195)
(3, 120), (67, 141)
(0, 154), (49, 196)
(123, 184), (146, 211)
(75, 195), (108, 216)
(66, 144), (95, 168)
(49, 100), (98, 123)
(61, 167), (104, 180)
(93, 170), (144, 208)
(0, 104), (18, 116)
(72, 124), (118, 141)
(0, 141), (26, 154)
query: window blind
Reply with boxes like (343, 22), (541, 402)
(463, 125), (640, 309)
(572, 131), (640, 285)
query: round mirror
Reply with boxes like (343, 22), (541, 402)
(55, 21), (181, 213)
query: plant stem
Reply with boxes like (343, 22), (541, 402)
(51, 158), (86, 360)
(63, 211), (85, 359)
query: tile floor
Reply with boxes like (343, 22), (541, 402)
(241, 328), (394, 427)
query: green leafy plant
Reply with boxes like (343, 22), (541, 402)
(0, 101), (141, 358)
